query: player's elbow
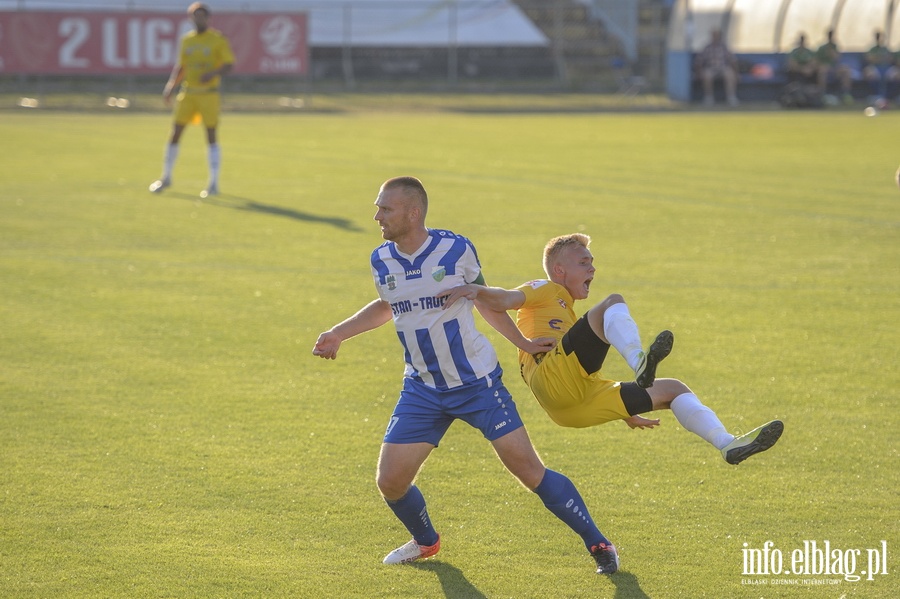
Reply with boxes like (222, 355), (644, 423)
(474, 298), (505, 316)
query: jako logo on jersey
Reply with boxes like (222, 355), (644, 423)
(406, 269), (421, 277)
(432, 266), (446, 282)
(386, 274), (397, 291)
(549, 319), (563, 330)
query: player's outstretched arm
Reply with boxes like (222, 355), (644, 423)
(474, 302), (556, 355)
(312, 299), (392, 360)
(443, 281), (552, 354)
(441, 284), (525, 312)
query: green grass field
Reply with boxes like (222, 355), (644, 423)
(1, 103), (898, 598)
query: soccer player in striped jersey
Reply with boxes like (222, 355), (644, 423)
(149, 3), (234, 198)
(313, 178), (620, 574)
(440, 233), (783, 466)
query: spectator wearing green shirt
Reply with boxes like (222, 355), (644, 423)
(816, 29), (852, 103)
(863, 31), (898, 100)
(786, 34), (818, 84)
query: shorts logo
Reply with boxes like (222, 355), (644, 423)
(432, 266), (446, 282)
(385, 416), (400, 436)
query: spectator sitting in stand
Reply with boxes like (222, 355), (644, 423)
(816, 29), (853, 104)
(863, 31), (899, 104)
(786, 34), (818, 85)
(695, 29), (739, 107)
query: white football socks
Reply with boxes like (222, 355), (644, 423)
(602, 302), (644, 372)
(162, 143), (179, 181)
(670, 393), (734, 450)
(207, 143), (221, 187)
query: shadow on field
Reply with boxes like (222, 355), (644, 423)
(610, 570), (651, 598)
(168, 192), (364, 231)
(410, 560), (487, 598)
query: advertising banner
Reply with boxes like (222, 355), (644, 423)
(0, 11), (308, 75)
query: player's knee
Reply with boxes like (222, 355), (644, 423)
(604, 293), (625, 306)
(649, 378), (691, 408)
(376, 471), (409, 501)
(509, 462), (545, 491)
(591, 294), (625, 319)
(664, 378), (691, 397)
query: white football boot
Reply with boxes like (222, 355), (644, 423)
(382, 535), (440, 564)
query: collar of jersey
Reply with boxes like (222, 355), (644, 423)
(388, 230), (442, 278)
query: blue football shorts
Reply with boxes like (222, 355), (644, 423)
(383, 365), (524, 446)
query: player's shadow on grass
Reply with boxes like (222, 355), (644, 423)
(610, 570), (651, 598)
(169, 192), (363, 232)
(410, 560), (648, 598)
(410, 560), (487, 599)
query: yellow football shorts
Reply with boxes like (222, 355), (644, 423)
(174, 91), (221, 128)
(521, 346), (630, 428)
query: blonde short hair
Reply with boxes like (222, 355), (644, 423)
(542, 233), (591, 277)
(188, 2), (210, 15)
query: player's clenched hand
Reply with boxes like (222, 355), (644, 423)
(440, 284), (480, 309)
(312, 331), (342, 360)
(624, 414), (661, 430)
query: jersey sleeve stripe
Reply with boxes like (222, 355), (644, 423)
(437, 237), (469, 277)
(371, 247), (391, 285)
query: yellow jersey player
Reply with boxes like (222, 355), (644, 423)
(441, 233), (783, 466)
(149, 2), (235, 198)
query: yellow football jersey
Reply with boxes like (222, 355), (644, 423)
(514, 279), (631, 427)
(514, 279), (577, 366)
(179, 29), (235, 92)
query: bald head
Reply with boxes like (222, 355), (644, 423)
(381, 176), (428, 220)
(374, 176), (431, 251)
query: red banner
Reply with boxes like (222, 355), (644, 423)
(0, 11), (308, 75)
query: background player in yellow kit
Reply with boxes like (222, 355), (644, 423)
(149, 2), (234, 198)
(441, 233), (783, 465)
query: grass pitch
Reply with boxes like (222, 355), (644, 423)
(1, 103), (898, 598)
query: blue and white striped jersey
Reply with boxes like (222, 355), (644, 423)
(371, 229), (499, 390)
